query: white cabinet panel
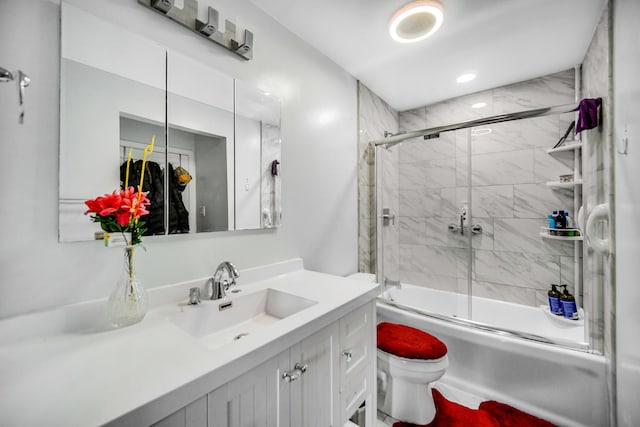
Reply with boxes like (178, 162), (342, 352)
(210, 349), (290, 427)
(152, 396), (207, 427)
(290, 322), (340, 427)
(339, 302), (376, 426)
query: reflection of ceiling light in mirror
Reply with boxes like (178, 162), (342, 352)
(471, 102), (487, 109)
(456, 73), (476, 83)
(471, 128), (492, 136)
(389, 1), (444, 44)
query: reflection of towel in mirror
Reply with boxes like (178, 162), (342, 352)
(168, 163), (190, 234)
(120, 160), (165, 235)
(574, 98), (602, 133)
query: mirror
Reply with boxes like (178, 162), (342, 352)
(59, 2), (166, 241)
(235, 80), (282, 229)
(167, 50), (235, 234)
(59, 3), (281, 242)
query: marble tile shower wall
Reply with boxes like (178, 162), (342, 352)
(396, 70), (578, 307)
(357, 83), (399, 274)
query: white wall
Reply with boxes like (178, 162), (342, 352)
(613, 0), (640, 425)
(0, 0), (358, 318)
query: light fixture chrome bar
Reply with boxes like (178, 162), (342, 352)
(373, 102), (579, 148)
(138, 0), (254, 61)
(377, 297), (590, 351)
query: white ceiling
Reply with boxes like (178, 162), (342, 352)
(250, 0), (606, 112)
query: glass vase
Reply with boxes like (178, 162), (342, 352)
(108, 246), (147, 328)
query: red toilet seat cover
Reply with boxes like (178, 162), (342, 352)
(377, 322), (448, 360)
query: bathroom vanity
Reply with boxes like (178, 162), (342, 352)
(0, 260), (379, 426)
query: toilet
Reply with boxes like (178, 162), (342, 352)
(377, 322), (448, 424)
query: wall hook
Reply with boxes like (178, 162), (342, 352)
(0, 66), (30, 124)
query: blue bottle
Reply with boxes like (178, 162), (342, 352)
(548, 284), (562, 315)
(560, 285), (578, 320)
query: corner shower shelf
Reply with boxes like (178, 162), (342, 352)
(540, 227), (583, 241)
(546, 179), (583, 188)
(539, 305), (584, 325)
(546, 141), (582, 155)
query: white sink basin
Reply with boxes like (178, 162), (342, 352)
(162, 288), (317, 350)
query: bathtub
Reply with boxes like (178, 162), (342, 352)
(350, 274), (609, 427)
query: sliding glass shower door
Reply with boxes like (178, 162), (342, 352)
(376, 127), (472, 321)
(376, 110), (594, 351)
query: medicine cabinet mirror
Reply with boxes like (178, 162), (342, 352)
(58, 2), (281, 242)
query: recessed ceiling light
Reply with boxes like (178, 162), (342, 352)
(471, 128), (492, 136)
(471, 102), (487, 109)
(389, 1), (444, 44)
(456, 73), (476, 83)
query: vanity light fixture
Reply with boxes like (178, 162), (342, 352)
(456, 73), (476, 83)
(139, 0), (254, 60)
(471, 102), (487, 109)
(389, 0), (444, 44)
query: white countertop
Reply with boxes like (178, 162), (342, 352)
(0, 263), (379, 427)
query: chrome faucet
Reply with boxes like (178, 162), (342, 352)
(208, 261), (240, 300)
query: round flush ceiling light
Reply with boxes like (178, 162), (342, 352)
(471, 102), (487, 109)
(389, 0), (444, 44)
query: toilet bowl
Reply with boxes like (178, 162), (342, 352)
(377, 322), (448, 424)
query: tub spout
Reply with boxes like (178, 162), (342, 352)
(384, 278), (401, 291)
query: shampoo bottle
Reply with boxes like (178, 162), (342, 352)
(560, 285), (578, 320)
(548, 284), (562, 315)
(555, 210), (567, 229)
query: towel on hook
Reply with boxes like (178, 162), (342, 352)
(574, 98), (602, 133)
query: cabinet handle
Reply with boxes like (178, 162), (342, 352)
(282, 363), (308, 382)
(282, 371), (298, 382)
(341, 350), (353, 362)
(294, 362), (308, 375)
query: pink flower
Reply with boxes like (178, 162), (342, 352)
(84, 191), (123, 217)
(84, 185), (151, 244)
(119, 187), (150, 220)
(116, 211), (131, 227)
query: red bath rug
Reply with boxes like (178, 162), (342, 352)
(479, 400), (558, 427)
(392, 389), (558, 427)
(392, 389), (498, 427)
(377, 322), (448, 360)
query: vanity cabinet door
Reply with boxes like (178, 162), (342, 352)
(208, 349), (291, 427)
(152, 395), (207, 427)
(339, 301), (376, 426)
(289, 322), (340, 427)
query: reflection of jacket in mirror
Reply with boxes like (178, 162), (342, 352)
(120, 160), (190, 235)
(168, 163), (189, 234)
(120, 160), (165, 235)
